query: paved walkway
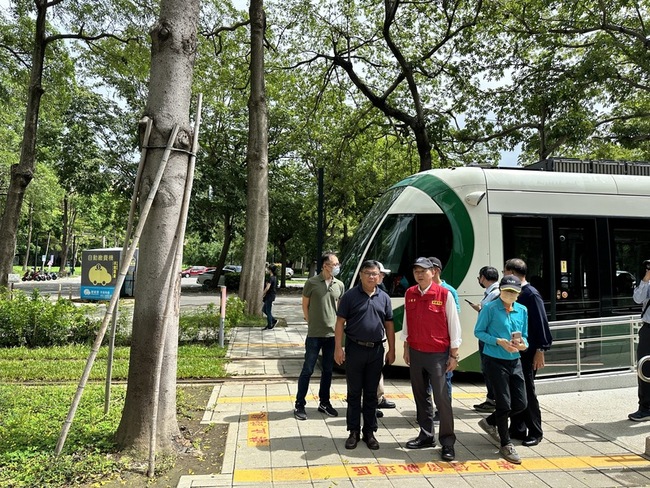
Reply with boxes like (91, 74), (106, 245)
(178, 295), (650, 487)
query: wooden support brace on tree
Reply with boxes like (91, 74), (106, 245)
(147, 94), (203, 477)
(103, 116), (154, 415)
(54, 120), (179, 457)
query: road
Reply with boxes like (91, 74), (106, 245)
(11, 276), (304, 309)
(11, 276), (221, 306)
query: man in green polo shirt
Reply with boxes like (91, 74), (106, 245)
(294, 252), (345, 420)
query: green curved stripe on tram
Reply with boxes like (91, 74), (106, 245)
(393, 172), (475, 289)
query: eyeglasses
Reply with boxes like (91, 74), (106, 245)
(361, 271), (380, 277)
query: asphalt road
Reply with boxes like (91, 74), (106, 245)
(11, 276), (218, 307)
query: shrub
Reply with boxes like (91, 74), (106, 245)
(223, 272), (241, 290)
(179, 303), (221, 343)
(0, 289), (247, 349)
(225, 295), (246, 327)
(0, 289), (100, 348)
(177, 297), (247, 343)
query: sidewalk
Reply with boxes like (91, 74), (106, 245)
(178, 296), (650, 487)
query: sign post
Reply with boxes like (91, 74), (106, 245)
(219, 286), (227, 347)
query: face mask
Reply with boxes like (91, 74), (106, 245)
(478, 278), (486, 289)
(500, 293), (518, 305)
(332, 266), (341, 277)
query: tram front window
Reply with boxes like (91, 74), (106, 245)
(339, 187), (404, 289)
(365, 213), (453, 297)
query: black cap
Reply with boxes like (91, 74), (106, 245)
(413, 257), (433, 269)
(499, 275), (522, 293)
(429, 257), (442, 269)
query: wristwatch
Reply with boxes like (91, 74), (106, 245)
(450, 354), (460, 360)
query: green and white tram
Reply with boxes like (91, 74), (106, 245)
(339, 164), (650, 374)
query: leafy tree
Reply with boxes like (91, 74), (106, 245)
(189, 0), (250, 282)
(274, 0), (485, 171)
(0, 0), (135, 287)
(18, 163), (63, 270)
(239, 0), (270, 315)
(457, 0), (650, 163)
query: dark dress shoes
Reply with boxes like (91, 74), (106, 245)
(406, 431), (436, 449)
(377, 398), (396, 409)
(522, 436), (542, 447)
(362, 433), (380, 450)
(376, 409), (384, 418)
(345, 431), (360, 449)
(441, 445), (455, 461)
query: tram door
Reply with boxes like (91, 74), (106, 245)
(553, 218), (600, 320)
(502, 215), (600, 319)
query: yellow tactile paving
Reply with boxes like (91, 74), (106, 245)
(219, 392), (483, 404)
(232, 455), (650, 483)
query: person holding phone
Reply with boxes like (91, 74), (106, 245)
(472, 266), (501, 413)
(503, 258), (553, 447)
(474, 275), (528, 464)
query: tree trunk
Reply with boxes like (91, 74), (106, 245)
(239, 0), (269, 315)
(115, 0), (200, 456)
(278, 240), (288, 288)
(22, 203), (34, 272)
(58, 195), (73, 276)
(0, 1), (48, 286)
(213, 213), (234, 285)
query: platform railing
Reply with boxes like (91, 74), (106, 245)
(538, 314), (643, 378)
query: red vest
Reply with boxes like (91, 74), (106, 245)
(405, 283), (449, 353)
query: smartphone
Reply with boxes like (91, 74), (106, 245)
(464, 299), (475, 306)
(511, 331), (522, 344)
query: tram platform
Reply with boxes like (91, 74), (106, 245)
(177, 295), (650, 487)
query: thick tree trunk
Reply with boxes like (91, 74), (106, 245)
(0, 1), (48, 286)
(239, 0), (270, 315)
(115, 0), (199, 455)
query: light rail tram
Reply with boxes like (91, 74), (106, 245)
(339, 159), (650, 375)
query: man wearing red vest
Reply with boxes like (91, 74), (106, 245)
(402, 257), (462, 462)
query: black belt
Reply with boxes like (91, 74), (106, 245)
(348, 337), (384, 348)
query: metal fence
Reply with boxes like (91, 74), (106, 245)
(539, 314), (643, 379)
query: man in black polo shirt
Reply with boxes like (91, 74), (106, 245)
(335, 260), (395, 450)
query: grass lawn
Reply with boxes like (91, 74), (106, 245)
(0, 344), (228, 487)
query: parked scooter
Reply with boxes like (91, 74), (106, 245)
(21, 268), (58, 281)
(21, 269), (34, 281)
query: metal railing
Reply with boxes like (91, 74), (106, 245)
(538, 314), (643, 378)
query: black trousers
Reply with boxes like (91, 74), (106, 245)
(509, 348), (543, 439)
(344, 340), (384, 435)
(637, 323), (650, 411)
(484, 355), (527, 447)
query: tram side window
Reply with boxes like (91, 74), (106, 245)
(611, 219), (650, 299)
(502, 216), (551, 301)
(365, 213), (453, 297)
